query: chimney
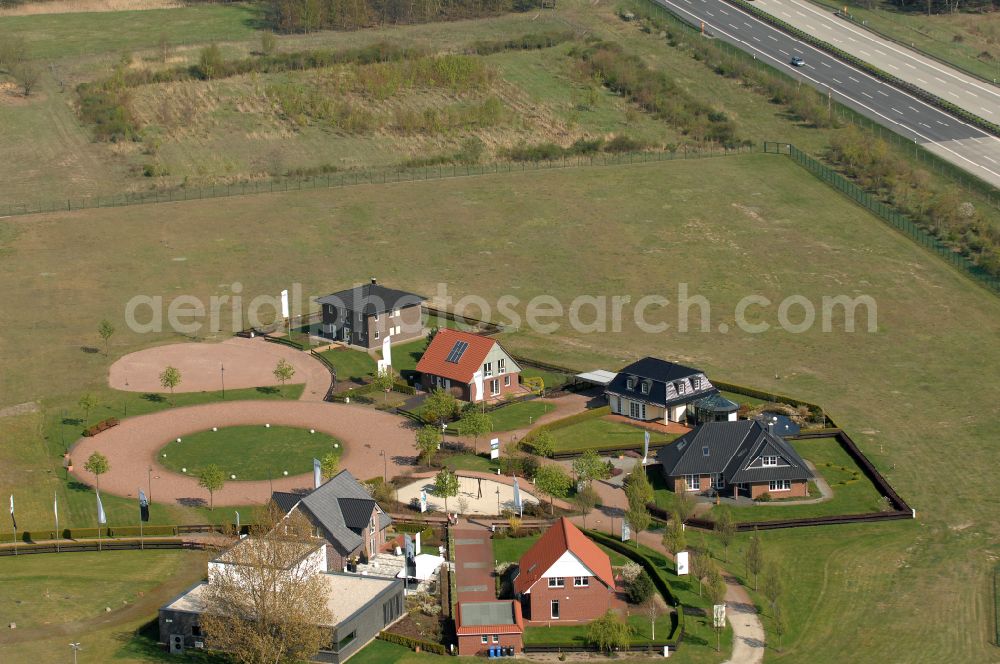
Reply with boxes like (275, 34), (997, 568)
(370, 277), (377, 285)
(767, 422), (774, 435)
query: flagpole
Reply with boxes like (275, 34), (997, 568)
(139, 506), (144, 551)
(55, 492), (60, 554)
(10, 495), (16, 557)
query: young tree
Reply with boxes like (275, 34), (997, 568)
(624, 502), (651, 549)
(624, 463), (653, 510)
(157, 32), (172, 62)
(675, 485), (696, 524)
(198, 465), (226, 510)
(773, 602), (787, 652)
(706, 563), (728, 652)
(260, 31), (277, 55)
(13, 62), (40, 97)
(645, 599), (660, 641)
(528, 429), (554, 457)
(319, 452), (339, 481)
(690, 551), (707, 596)
(714, 506), (736, 562)
(572, 449), (609, 485)
(273, 358), (296, 392)
(762, 562), (783, 614)
(197, 43), (224, 79)
(625, 570), (654, 604)
(422, 388), (458, 426)
(98, 319), (115, 356)
(201, 509), (333, 664)
(534, 464), (571, 514)
(745, 527), (764, 591)
(661, 510), (686, 555)
(456, 410), (492, 453)
(433, 468), (459, 512)
(573, 485), (600, 527)
(415, 425), (441, 466)
(84, 451), (110, 491)
(78, 393), (98, 426)
(159, 366), (182, 402)
(371, 368), (395, 403)
(587, 609), (632, 654)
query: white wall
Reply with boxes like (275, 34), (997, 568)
(541, 550), (592, 579)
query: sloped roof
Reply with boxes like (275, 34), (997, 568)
(455, 600), (524, 635)
(513, 518), (614, 595)
(416, 328), (517, 384)
(316, 282), (425, 315)
(657, 420), (813, 483)
(606, 356), (716, 407)
(271, 491), (304, 514)
(272, 470), (390, 554)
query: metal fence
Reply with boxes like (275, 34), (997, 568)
(0, 147), (751, 219)
(770, 142), (1000, 295)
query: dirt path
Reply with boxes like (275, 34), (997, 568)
(70, 401), (419, 506)
(108, 337), (331, 402)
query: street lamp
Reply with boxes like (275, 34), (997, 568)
(221, 362), (226, 399)
(380, 450), (387, 482)
(69, 642), (82, 664)
(496, 487), (501, 516)
(147, 466), (153, 503)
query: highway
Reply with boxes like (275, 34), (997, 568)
(652, 0), (1000, 187)
(752, 0), (1000, 124)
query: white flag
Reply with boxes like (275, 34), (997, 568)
(9, 495), (15, 531)
(473, 370), (484, 402)
(280, 289), (290, 319)
(642, 430), (650, 464)
(313, 458), (322, 489)
(97, 492), (107, 525)
(381, 332), (392, 369)
(54, 492), (59, 532)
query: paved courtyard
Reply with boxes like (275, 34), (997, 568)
(396, 475), (539, 516)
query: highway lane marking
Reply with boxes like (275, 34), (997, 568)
(654, 0), (1000, 185)
(886, 64), (898, 70)
(832, 78), (842, 84)
(904, 62), (916, 69)
(806, 24), (815, 30)
(780, 11), (790, 16)
(744, 22), (752, 27)
(917, 78), (927, 84)
(919, 122), (931, 129)
(847, 37), (856, 42)
(971, 137), (983, 144)
(891, 107), (903, 114)
(934, 77), (946, 83)
(848, 76), (860, 82)
(729, 23), (739, 29)
(752, 36), (761, 42)
(983, 107), (995, 115)
(986, 156), (999, 165)
(948, 91), (959, 98)
(768, 35), (778, 41)
(860, 50), (871, 56)
(877, 90), (889, 97)
(820, 23), (830, 29)
(821, 61), (831, 67)
(719, 8), (729, 13)
(935, 120), (948, 126)
(967, 91), (979, 97)
(780, 49), (790, 56)
(706, 10), (713, 15)
(875, 49), (886, 56)
(908, 106), (919, 112)
(861, 92), (873, 99)
(796, 10), (805, 16)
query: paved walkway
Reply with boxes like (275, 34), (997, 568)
(397, 474), (540, 516)
(70, 400), (419, 506)
(109, 336), (332, 402)
(451, 525), (497, 603)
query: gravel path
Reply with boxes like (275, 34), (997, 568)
(108, 337), (331, 402)
(70, 401), (419, 507)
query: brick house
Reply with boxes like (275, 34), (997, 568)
(513, 518), (616, 624)
(416, 328), (522, 402)
(271, 470), (391, 571)
(454, 600), (525, 656)
(605, 356), (738, 425)
(317, 279), (425, 349)
(657, 420), (814, 500)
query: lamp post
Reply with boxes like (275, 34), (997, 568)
(69, 642), (82, 664)
(221, 362), (225, 399)
(147, 466), (153, 504)
(496, 487), (501, 517)
(380, 450), (387, 482)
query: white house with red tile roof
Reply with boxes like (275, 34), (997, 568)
(415, 328), (522, 402)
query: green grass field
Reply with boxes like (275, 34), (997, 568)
(441, 452), (499, 473)
(488, 400), (553, 432)
(549, 417), (679, 453)
(380, 337), (428, 380)
(319, 347), (378, 382)
(492, 532), (635, 567)
(1, 150), (999, 661)
(158, 424), (341, 480)
(523, 612), (676, 645)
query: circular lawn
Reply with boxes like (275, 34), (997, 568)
(157, 425), (342, 481)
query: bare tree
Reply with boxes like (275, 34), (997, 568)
(13, 62), (41, 97)
(201, 508), (334, 664)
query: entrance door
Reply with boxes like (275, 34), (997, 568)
(550, 599), (560, 620)
(342, 326), (351, 342)
(629, 401), (641, 419)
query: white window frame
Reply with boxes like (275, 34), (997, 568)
(676, 381), (686, 395)
(374, 329), (380, 340)
(394, 325), (401, 335)
(504, 375), (511, 387)
(573, 576), (589, 587)
(491, 635), (499, 644)
(641, 381), (649, 394)
(498, 358), (505, 374)
(768, 480), (791, 492)
(548, 577), (564, 588)
(761, 456), (778, 467)
(481, 635), (488, 644)
(713, 473), (724, 490)
(684, 475), (700, 491)
(392, 308), (400, 318)
(491, 379), (500, 396)
(550, 599), (560, 620)
(483, 362), (493, 378)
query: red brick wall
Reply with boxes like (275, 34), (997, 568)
(420, 372), (521, 403)
(750, 480), (808, 499)
(457, 633), (522, 656)
(670, 475), (710, 495)
(526, 580), (615, 623)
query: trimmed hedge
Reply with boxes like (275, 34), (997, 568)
(721, 0), (999, 137)
(377, 631), (447, 654)
(82, 417), (120, 437)
(584, 529), (684, 644)
(551, 438), (677, 458)
(523, 405), (610, 443)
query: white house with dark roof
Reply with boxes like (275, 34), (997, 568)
(657, 420), (813, 499)
(605, 356), (737, 425)
(271, 470), (391, 571)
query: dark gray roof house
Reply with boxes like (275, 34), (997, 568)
(606, 356), (734, 424)
(316, 278), (426, 349)
(271, 470), (392, 569)
(657, 420), (813, 498)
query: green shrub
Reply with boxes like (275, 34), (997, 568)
(626, 570), (655, 603)
(377, 631), (446, 654)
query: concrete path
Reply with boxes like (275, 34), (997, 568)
(451, 525), (498, 603)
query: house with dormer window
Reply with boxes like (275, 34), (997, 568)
(416, 328), (522, 402)
(605, 357), (737, 425)
(656, 420), (814, 499)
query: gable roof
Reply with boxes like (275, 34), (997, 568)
(316, 281), (425, 316)
(416, 328), (519, 384)
(271, 491), (304, 514)
(606, 356), (716, 407)
(272, 470), (391, 554)
(513, 518), (614, 594)
(657, 420), (813, 483)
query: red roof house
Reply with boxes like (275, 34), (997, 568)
(513, 518), (616, 624)
(454, 600), (525, 656)
(416, 328), (522, 402)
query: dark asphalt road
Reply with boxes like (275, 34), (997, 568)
(652, 0), (1000, 186)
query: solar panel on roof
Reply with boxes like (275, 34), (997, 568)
(445, 340), (469, 363)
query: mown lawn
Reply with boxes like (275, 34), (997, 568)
(493, 533), (633, 567)
(523, 612), (677, 645)
(380, 337), (428, 381)
(489, 400), (553, 432)
(550, 417), (679, 452)
(158, 424), (341, 480)
(442, 453), (499, 473)
(319, 347), (377, 382)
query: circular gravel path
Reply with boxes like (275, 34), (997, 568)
(70, 401), (419, 507)
(108, 337), (332, 402)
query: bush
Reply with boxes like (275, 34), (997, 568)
(376, 631), (446, 654)
(82, 417), (120, 437)
(626, 570), (655, 604)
